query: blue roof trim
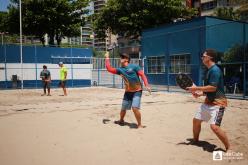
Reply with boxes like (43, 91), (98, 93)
(142, 16), (248, 34)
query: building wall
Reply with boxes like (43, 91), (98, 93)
(142, 17), (206, 85)
(205, 17), (245, 52)
(186, 0), (240, 16)
(0, 45), (93, 89)
(142, 17), (248, 88)
(205, 17), (248, 96)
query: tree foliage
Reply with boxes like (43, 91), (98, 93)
(214, 0), (248, 21)
(236, 3), (248, 22)
(213, 7), (239, 20)
(5, 0), (89, 46)
(223, 44), (248, 63)
(0, 12), (9, 32)
(93, 0), (197, 39)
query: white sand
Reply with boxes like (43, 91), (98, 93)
(0, 87), (247, 165)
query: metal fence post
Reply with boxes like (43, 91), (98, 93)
(243, 23), (246, 98)
(90, 57), (93, 86)
(243, 63), (246, 98)
(4, 44), (7, 89)
(166, 64), (170, 92)
(35, 45), (38, 88)
(113, 58), (115, 88)
(97, 59), (100, 86)
(70, 46), (74, 88)
(166, 34), (170, 92)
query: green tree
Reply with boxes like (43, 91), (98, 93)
(214, 0), (248, 21)
(0, 12), (8, 32)
(223, 0), (247, 5)
(237, 3), (248, 21)
(7, 0), (89, 46)
(213, 7), (239, 20)
(223, 44), (248, 62)
(93, 0), (197, 39)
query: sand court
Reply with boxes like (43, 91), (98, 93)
(0, 87), (247, 165)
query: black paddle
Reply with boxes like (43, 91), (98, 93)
(175, 73), (194, 90)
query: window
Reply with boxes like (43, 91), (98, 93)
(147, 56), (165, 74)
(201, 1), (217, 11)
(170, 54), (191, 73)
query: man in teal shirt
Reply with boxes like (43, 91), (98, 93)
(105, 52), (151, 128)
(187, 49), (230, 151)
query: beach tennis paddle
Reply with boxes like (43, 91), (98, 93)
(175, 73), (194, 90)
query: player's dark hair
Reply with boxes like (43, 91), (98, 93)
(43, 65), (47, 69)
(120, 53), (130, 63)
(205, 49), (217, 62)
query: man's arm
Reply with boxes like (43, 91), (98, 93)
(40, 71), (44, 79)
(64, 71), (67, 80)
(187, 85), (217, 93)
(187, 76), (218, 92)
(47, 74), (51, 82)
(191, 90), (205, 98)
(188, 70), (220, 93)
(137, 70), (149, 87)
(137, 70), (151, 93)
(105, 52), (118, 74)
(46, 71), (51, 82)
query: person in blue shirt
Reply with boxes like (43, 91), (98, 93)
(105, 52), (151, 128)
(187, 49), (230, 151)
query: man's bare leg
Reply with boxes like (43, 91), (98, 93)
(63, 87), (67, 96)
(47, 88), (51, 96)
(210, 124), (230, 151)
(120, 110), (126, 122)
(114, 110), (126, 126)
(132, 108), (144, 128)
(193, 118), (202, 142)
(41, 85), (46, 96)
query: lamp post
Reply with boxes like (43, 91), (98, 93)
(19, 0), (23, 90)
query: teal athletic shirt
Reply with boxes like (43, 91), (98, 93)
(204, 64), (227, 107)
(116, 64), (142, 92)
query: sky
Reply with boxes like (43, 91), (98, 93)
(0, 0), (10, 12)
(0, 0), (93, 13)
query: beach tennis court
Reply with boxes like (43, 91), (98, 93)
(0, 87), (247, 165)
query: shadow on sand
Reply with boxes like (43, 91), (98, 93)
(177, 138), (226, 153)
(102, 119), (144, 129)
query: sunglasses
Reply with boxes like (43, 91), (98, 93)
(201, 55), (212, 59)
